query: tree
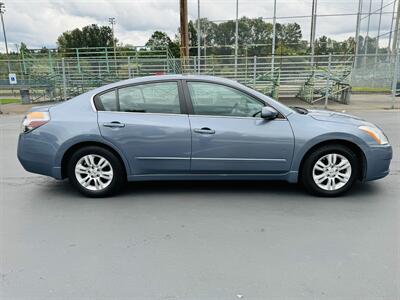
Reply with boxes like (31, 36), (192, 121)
(19, 42), (30, 54)
(57, 24), (116, 52)
(315, 35), (329, 55)
(184, 18), (306, 56)
(145, 31), (180, 57)
(239, 17), (273, 56)
(276, 22), (305, 54)
(188, 20), (199, 56)
(146, 31), (172, 48)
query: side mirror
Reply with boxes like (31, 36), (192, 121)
(261, 107), (278, 120)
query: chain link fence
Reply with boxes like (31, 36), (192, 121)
(0, 49), (398, 107)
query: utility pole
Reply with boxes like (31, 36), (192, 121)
(180, 0), (189, 68)
(392, 0), (400, 54)
(271, 0), (277, 75)
(108, 17), (117, 73)
(197, 0), (201, 74)
(354, 0), (363, 68)
(388, 0), (397, 54)
(364, 0), (372, 57)
(0, 2), (10, 73)
(234, 0), (239, 77)
(391, 0), (400, 109)
(375, 0), (384, 63)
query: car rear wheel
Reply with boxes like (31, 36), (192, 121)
(301, 144), (359, 197)
(67, 146), (125, 197)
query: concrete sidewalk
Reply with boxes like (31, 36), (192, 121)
(279, 93), (399, 112)
(0, 93), (399, 115)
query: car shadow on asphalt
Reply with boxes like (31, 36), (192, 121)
(43, 177), (382, 202)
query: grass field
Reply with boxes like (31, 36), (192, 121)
(352, 87), (391, 93)
(0, 98), (20, 104)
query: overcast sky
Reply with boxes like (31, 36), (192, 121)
(0, 0), (396, 52)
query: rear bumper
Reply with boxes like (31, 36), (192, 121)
(363, 144), (392, 181)
(17, 133), (62, 179)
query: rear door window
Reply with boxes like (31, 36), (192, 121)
(94, 82), (181, 114)
(119, 82), (181, 114)
(94, 90), (118, 111)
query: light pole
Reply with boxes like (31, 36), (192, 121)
(197, 0), (201, 74)
(234, 0), (239, 77)
(108, 17), (117, 73)
(310, 0), (318, 65)
(271, 0), (277, 75)
(364, 0), (372, 57)
(0, 2), (10, 73)
(375, 0), (384, 63)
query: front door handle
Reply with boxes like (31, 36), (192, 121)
(194, 127), (215, 134)
(103, 121), (125, 128)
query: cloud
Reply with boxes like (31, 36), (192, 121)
(0, 0), (396, 52)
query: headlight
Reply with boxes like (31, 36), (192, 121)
(20, 111), (50, 133)
(359, 125), (389, 145)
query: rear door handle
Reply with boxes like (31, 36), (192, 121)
(103, 121), (125, 128)
(193, 127), (215, 134)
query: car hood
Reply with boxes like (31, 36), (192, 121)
(307, 109), (367, 126)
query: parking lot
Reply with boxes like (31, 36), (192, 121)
(0, 110), (399, 299)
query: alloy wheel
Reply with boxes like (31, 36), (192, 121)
(312, 153), (352, 191)
(74, 154), (114, 191)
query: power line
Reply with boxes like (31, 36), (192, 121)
(360, 0), (395, 20)
(209, 11), (394, 23)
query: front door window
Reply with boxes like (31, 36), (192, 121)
(187, 82), (264, 117)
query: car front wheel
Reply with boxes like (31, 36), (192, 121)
(67, 146), (125, 197)
(301, 145), (360, 197)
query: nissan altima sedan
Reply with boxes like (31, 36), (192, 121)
(17, 75), (392, 197)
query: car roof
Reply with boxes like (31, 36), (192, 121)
(91, 74), (243, 93)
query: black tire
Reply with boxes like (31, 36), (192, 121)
(300, 144), (360, 197)
(67, 146), (126, 197)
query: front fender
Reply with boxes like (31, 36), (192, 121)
(287, 114), (370, 175)
(290, 133), (369, 172)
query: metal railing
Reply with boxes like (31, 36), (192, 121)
(0, 51), (398, 106)
(182, 54), (354, 99)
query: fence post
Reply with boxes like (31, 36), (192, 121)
(48, 50), (54, 75)
(324, 53), (332, 109)
(245, 53), (248, 80)
(391, 52), (399, 109)
(128, 56), (132, 78)
(21, 49), (27, 74)
(135, 51), (139, 76)
(19, 58), (25, 81)
(253, 55), (257, 88)
(310, 57), (315, 103)
(212, 55), (215, 75)
(76, 48), (81, 73)
(105, 47), (110, 73)
(62, 58), (67, 101)
(166, 48), (170, 74)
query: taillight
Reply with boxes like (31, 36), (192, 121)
(21, 111), (50, 133)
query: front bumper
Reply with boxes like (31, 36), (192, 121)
(363, 144), (393, 181)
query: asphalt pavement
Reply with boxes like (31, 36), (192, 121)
(0, 111), (399, 299)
